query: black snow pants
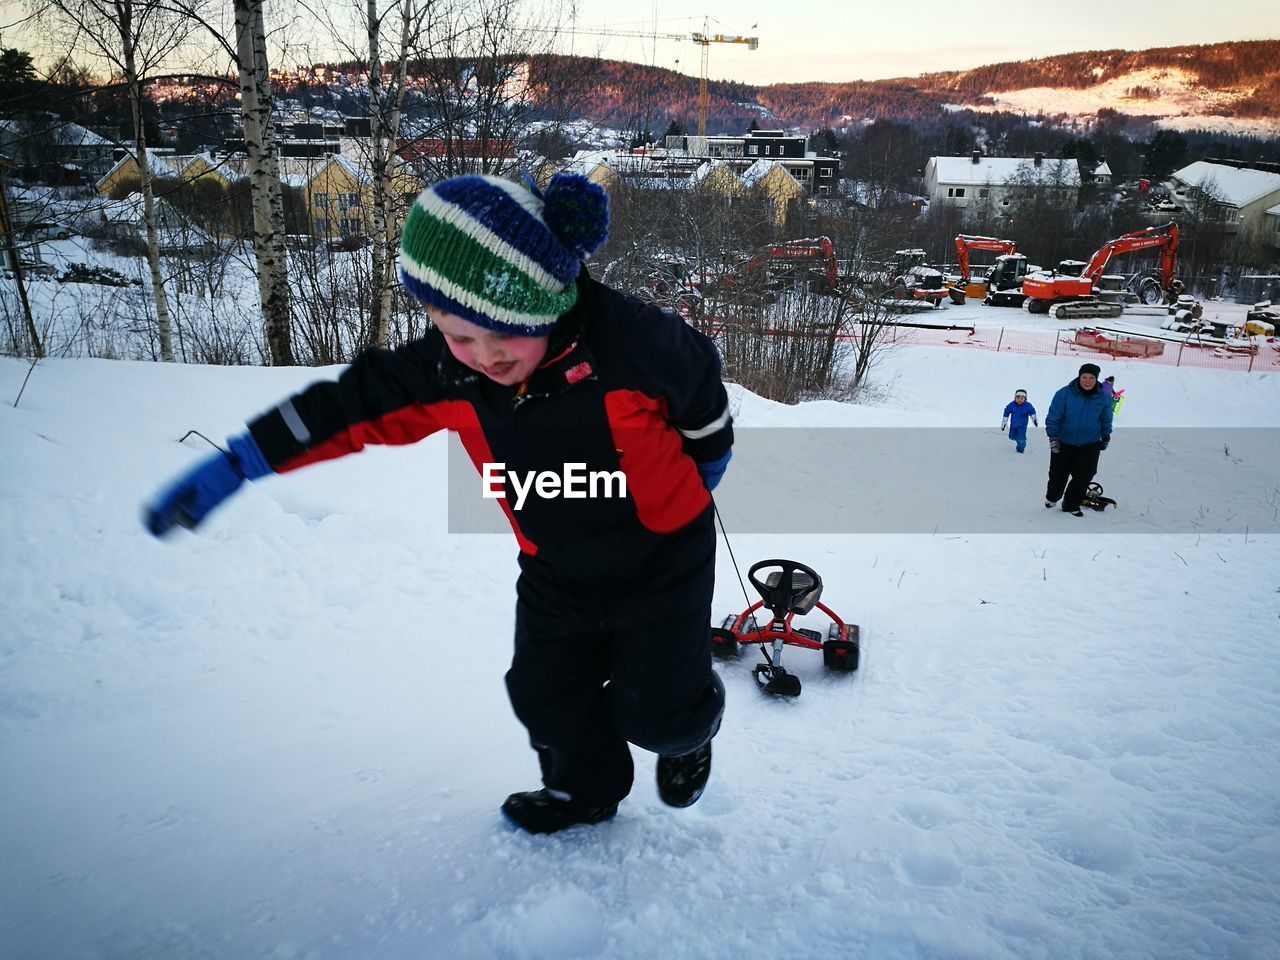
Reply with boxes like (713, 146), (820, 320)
(1046, 441), (1101, 511)
(504, 517), (725, 808)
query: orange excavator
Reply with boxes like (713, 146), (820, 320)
(1022, 221), (1180, 320)
(736, 236), (839, 294)
(948, 234), (1020, 305)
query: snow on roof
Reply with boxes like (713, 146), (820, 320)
(688, 159), (732, 186)
(930, 156), (1081, 187)
(1170, 161), (1280, 208)
(94, 149), (185, 189)
(1266, 203), (1280, 217)
(221, 155), (329, 188)
(330, 153), (372, 185)
(0, 118), (114, 149)
(56, 122), (114, 148)
(741, 158), (790, 188)
(99, 194), (161, 222)
(1094, 161), (1113, 176)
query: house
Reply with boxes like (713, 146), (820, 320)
(1168, 160), (1280, 248)
(97, 194), (216, 253)
(0, 118), (117, 183)
(96, 149), (197, 196)
(922, 153), (1081, 227)
(662, 129), (840, 197)
(689, 159), (747, 198)
(740, 159), (806, 225)
(301, 153), (431, 239)
(1092, 160), (1113, 186)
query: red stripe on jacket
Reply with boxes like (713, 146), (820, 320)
(605, 389), (710, 533)
(274, 398), (538, 555)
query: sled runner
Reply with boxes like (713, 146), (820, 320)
(711, 559), (860, 699)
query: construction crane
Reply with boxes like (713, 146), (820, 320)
(547, 21), (758, 136)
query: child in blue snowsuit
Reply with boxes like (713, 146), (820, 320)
(1001, 389), (1038, 453)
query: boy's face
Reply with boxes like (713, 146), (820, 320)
(1014, 394), (1026, 404)
(429, 306), (550, 386)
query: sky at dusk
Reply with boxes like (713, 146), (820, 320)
(566, 0), (1277, 85)
(0, 0), (1273, 88)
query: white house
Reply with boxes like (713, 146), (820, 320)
(1168, 161), (1280, 249)
(922, 153), (1081, 227)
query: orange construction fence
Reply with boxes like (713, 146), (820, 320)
(877, 324), (1280, 373)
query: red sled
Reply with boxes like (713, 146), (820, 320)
(712, 559), (860, 699)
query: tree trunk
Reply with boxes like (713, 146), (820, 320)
(367, 0), (415, 348)
(0, 170), (43, 357)
(234, 0), (295, 365)
(119, 3), (175, 362)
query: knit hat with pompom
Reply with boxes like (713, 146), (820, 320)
(398, 173), (609, 336)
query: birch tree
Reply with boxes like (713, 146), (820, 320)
(365, 0), (425, 348)
(233, 0), (295, 365)
(31, 0), (200, 361)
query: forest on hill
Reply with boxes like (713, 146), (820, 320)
(531, 39), (1280, 134)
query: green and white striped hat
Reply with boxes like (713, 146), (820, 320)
(398, 173), (609, 336)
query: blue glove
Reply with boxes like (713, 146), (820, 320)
(696, 449), (732, 492)
(1048, 437), (1062, 454)
(144, 432), (272, 536)
(1099, 436), (1110, 451)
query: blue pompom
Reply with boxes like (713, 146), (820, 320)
(543, 173), (610, 259)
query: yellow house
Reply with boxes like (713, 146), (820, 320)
(96, 150), (233, 196)
(303, 153), (426, 239)
(689, 159), (746, 199)
(526, 156), (564, 191)
(578, 158), (622, 194)
(741, 159), (805, 226)
(174, 153), (235, 190)
(304, 155), (374, 238)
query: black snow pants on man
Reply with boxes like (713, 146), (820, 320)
(504, 512), (725, 809)
(1046, 441), (1102, 512)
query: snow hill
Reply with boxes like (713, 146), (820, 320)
(2, 344), (1278, 960)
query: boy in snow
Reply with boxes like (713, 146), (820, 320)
(1044, 362), (1113, 517)
(142, 174), (733, 835)
(1102, 375), (1125, 416)
(1000, 389), (1038, 453)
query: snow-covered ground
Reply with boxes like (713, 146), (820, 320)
(2, 340), (1278, 959)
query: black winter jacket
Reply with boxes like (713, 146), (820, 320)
(246, 273), (733, 598)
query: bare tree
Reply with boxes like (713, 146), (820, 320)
(31, 0), (203, 361)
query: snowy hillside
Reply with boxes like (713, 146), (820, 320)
(2, 345), (1279, 960)
(974, 66), (1278, 137)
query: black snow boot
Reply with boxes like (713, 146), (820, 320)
(500, 789), (618, 835)
(656, 741), (712, 808)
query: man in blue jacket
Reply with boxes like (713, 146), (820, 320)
(1044, 362), (1113, 517)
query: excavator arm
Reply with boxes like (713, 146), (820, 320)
(750, 236), (838, 291)
(954, 234), (1018, 283)
(1083, 221), (1179, 286)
